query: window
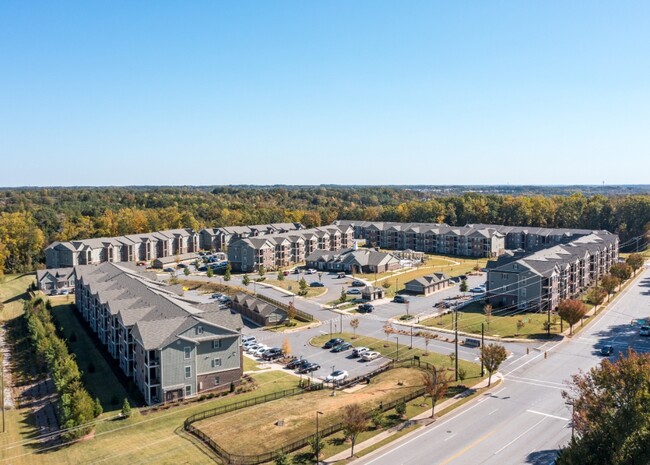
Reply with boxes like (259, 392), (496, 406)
(185, 366), (191, 378)
(501, 273), (508, 280)
(211, 339), (221, 349)
(212, 358), (221, 368)
(185, 385), (191, 397)
(521, 288), (527, 297)
(184, 347), (191, 359)
(196, 326), (203, 335)
(214, 376), (220, 386)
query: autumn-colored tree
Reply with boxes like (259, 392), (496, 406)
(515, 319), (525, 335)
(286, 301), (296, 323)
(625, 253), (644, 275)
(350, 318), (360, 338)
(585, 287), (607, 310)
(480, 343), (507, 387)
(282, 337), (291, 356)
(557, 299), (587, 335)
(600, 274), (620, 301)
(421, 368), (451, 419)
(609, 263), (632, 285)
(342, 403), (367, 457)
(558, 350), (650, 465)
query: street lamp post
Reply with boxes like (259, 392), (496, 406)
(454, 306), (459, 382)
(394, 336), (399, 363)
(315, 411), (324, 464)
(481, 323), (485, 377)
(409, 324), (413, 349)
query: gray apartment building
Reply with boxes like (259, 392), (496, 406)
(227, 225), (354, 272)
(485, 231), (619, 312)
(74, 262), (244, 405)
(333, 221), (506, 258)
(305, 247), (400, 274)
(46, 228), (200, 269)
(199, 222), (303, 252)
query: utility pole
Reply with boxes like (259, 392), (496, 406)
(315, 411), (324, 464)
(481, 323), (485, 378)
(329, 319), (332, 338)
(409, 324), (413, 349)
(394, 337), (399, 364)
(454, 306), (459, 382)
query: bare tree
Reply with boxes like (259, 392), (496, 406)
(421, 368), (451, 419)
(383, 323), (394, 347)
(483, 303), (492, 330)
(422, 332), (435, 355)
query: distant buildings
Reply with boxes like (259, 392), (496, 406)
(74, 263), (244, 405)
(199, 223), (303, 252)
(231, 294), (288, 326)
(404, 273), (450, 295)
(36, 268), (76, 295)
(334, 221), (505, 258)
(227, 225), (354, 272)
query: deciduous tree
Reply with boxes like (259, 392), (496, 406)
(483, 303), (492, 330)
(421, 368), (451, 419)
(350, 318), (360, 338)
(480, 343), (507, 387)
(600, 274), (619, 301)
(558, 299), (587, 335)
(342, 403), (367, 457)
(610, 263), (632, 285)
(626, 253), (644, 275)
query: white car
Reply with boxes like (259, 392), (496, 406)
(325, 370), (349, 383)
(245, 344), (260, 353)
(306, 268), (317, 274)
(253, 345), (269, 357)
(361, 351), (380, 361)
(352, 347), (370, 357)
(243, 341), (257, 350)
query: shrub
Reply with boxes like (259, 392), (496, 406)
(121, 398), (132, 418)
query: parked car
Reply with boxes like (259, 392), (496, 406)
(347, 288), (362, 295)
(640, 326), (650, 337)
(163, 267), (175, 273)
(293, 269), (300, 274)
(306, 269), (317, 274)
(198, 266), (207, 272)
(283, 271), (290, 276)
(211, 293), (223, 299)
(352, 347), (370, 358)
(310, 281), (325, 287)
(242, 335), (256, 344)
(323, 338), (344, 349)
(262, 347), (284, 361)
(59, 289), (70, 296)
(246, 343), (261, 353)
(358, 303), (374, 313)
(331, 342), (353, 353)
(293, 359), (312, 372)
(298, 362), (320, 374)
(325, 370), (349, 382)
(470, 286), (486, 293)
(177, 263), (188, 268)
(393, 295), (409, 304)
(600, 345), (614, 356)
(361, 351), (380, 361)
(252, 345), (269, 357)
(286, 358), (306, 370)
(350, 280), (365, 287)
(337, 272), (346, 278)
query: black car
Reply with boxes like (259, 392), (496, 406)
(298, 362), (320, 374)
(350, 280), (365, 287)
(293, 359), (312, 372)
(286, 358), (305, 369)
(262, 347), (283, 361)
(331, 342), (352, 353)
(323, 338), (344, 349)
(358, 303), (374, 313)
(393, 295), (409, 304)
(310, 281), (325, 287)
(600, 345), (614, 356)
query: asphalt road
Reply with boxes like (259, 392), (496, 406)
(350, 267), (650, 465)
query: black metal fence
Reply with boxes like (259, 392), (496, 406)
(185, 358), (434, 464)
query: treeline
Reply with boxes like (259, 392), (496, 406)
(24, 297), (100, 439)
(0, 187), (649, 274)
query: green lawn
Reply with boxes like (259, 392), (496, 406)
(420, 301), (561, 339)
(0, 273), (35, 320)
(310, 333), (484, 382)
(264, 278), (329, 298)
(50, 302), (135, 414)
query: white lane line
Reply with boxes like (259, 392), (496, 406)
(506, 378), (565, 390)
(526, 409), (570, 421)
(507, 375), (565, 388)
(487, 409), (499, 416)
(443, 433), (457, 442)
(505, 341), (563, 376)
(493, 417), (546, 455)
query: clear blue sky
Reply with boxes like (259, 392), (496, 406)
(1, 1), (649, 186)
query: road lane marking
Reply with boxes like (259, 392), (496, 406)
(526, 410), (570, 421)
(488, 409), (499, 416)
(505, 378), (565, 390)
(443, 433), (457, 442)
(493, 417), (546, 455)
(507, 375), (565, 387)
(437, 429), (499, 465)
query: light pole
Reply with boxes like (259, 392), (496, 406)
(394, 336), (399, 363)
(454, 306), (459, 382)
(480, 323), (485, 377)
(409, 324), (413, 349)
(315, 411), (324, 464)
(406, 301), (410, 316)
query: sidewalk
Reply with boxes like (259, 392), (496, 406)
(322, 372), (504, 464)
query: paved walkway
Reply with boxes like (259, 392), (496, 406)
(322, 372), (504, 463)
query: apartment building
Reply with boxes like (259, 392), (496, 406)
(45, 228), (200, 269)
(485, 231), (619, 312)
(227, 225), (354, 272)
(199, 223), (303, 251)
(74, 263), (244, 405)
(333, 221), (505, 258)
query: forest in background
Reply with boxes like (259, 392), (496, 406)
(0, 186), (649, 275)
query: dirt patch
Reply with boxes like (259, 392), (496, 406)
(194, 367), (426, 455)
